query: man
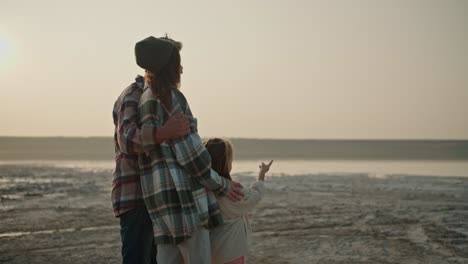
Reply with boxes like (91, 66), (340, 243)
(135, 36), (245, 264)
(112, 69), (190, 262)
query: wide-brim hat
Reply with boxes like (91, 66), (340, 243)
(135, 36), (178, 72)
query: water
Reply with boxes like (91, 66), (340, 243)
(1, 159), (467, 177)
(231, 159), (468, 177)
(1, 137), (467, 177)
(1, 137), (468, 161)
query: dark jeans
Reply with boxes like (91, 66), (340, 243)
(119, 206), (157, 264)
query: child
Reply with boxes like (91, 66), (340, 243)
(204, 138), (273, 264)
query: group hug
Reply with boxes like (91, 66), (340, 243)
(112, 35), (273, 264)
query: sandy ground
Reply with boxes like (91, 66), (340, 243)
(0, 164), (467, 263)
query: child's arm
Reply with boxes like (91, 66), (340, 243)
(257, 160), (273, 181)
(233, 160), (273, 213)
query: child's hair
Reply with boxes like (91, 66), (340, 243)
(204, 138), (233, 180)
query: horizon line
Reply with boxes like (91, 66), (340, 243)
(1, 135), (468, 141)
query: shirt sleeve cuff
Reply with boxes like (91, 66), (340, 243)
(216, 177), (231, 197)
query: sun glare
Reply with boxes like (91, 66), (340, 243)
(0, 34), (14, 68)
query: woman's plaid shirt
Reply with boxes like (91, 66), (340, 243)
(138, 86), (231, 245)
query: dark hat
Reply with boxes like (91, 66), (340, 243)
(135, 36), (177, 72)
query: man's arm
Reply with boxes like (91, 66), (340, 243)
(116, 90), (144, 154)
(117, 87), (190, 155)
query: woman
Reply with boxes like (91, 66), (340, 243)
(135, 36), (244, 264)
(204, 138), (273, 264)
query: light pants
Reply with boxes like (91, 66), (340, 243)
(157, 228), (211, 264)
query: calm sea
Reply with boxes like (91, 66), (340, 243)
(1, 137), (467, 177)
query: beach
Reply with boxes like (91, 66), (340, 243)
(2, 0), (468, 262)
(0, 163), (466, 263)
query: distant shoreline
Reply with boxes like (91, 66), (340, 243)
(1, 137), (467, 161)
(1, 136), (467, 141)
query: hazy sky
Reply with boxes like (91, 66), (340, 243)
(1, 0), (467, 139)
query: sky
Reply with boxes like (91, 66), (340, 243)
(0, 0), (467, 139)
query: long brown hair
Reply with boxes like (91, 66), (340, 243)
(204, 138), (233, 180)
(144, 38), (182, 111)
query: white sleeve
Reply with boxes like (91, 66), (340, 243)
(232, 181), (265, 214)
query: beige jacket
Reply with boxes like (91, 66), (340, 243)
(210, 181), (265, 264)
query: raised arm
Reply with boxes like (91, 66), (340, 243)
(231, 160), (273, 213)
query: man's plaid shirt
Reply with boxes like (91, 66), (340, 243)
(138, 86), (231, 245)
(111, 76), (149, 217)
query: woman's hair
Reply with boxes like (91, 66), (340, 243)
(144, 36), (182, 110)
(204, 138), (233, 180)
